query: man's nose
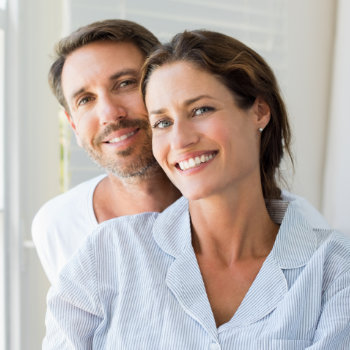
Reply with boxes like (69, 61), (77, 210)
(98, 94), (127, 125)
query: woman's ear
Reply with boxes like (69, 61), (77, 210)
(254, 96), (271, 130)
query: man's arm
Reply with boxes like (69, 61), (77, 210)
(32, 206), (61, 284)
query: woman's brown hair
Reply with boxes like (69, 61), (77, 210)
(141, 30), (293, 200)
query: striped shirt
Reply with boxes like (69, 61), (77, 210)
(43, 196), (350, 349)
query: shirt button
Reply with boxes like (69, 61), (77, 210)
(209, 343), (221, 350)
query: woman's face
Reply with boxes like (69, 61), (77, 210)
(145, 61), (269, 201)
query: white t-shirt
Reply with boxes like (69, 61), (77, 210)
(32, 174), (106, 284)
(32, 174), (329, 284)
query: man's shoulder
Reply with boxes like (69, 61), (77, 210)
(32, 175), (105, 233)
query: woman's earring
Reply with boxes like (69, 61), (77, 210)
(258, 127), (263, 133)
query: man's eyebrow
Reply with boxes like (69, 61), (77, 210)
(69, 69), (140, 102)
(109, 68), (139, 81)
(149, 95), (212, 116)
(70, 87), (86, 103)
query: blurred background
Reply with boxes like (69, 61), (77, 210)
(0, 0), (349, 348)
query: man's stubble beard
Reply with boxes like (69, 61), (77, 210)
(81, 119), (161, 180)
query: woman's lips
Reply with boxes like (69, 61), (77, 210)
(176, 151), (218, 171)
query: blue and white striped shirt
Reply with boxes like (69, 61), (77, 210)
(43, 196), (350, 349)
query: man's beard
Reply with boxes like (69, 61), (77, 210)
(82, 118), (160, 179)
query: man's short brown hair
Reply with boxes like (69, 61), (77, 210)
(49, 19), (160, 111)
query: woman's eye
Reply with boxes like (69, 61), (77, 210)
(193, 106), (214, 116)
(153, 119), (173, 129)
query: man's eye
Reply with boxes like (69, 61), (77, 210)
(77, 96), (93, 106)
(152, 119), (173, 129)
(193, 106), (214, 116)
(119, 79), (137, 88)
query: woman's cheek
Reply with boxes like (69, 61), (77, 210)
(152, 135), (166, 166)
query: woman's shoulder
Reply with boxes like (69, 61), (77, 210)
(88, 196), (188, 251)
(281, 190), (329, 229)
(271, 194), (350, 275)
(316, 228), (350, 267)
(88, 211), (159, 248)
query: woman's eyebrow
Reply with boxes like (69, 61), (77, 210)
(149, 95), (213, 116)
(183, 95), (212, 107)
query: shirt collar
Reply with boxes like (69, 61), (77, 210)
(153, 196), (318, 269)
(270, 199), (318, 268)
(153, 196), (190, 258)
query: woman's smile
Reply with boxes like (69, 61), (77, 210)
(176, 151), (218, 171)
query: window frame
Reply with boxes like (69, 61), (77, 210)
(2, 0), (62, 348)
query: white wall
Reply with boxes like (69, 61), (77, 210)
(285, 0), (336, 209)
(323, 0), (350, 235)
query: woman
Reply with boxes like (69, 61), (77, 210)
(44, 30), (350, 349)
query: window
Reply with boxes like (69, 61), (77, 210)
(0, 28), (4, 211)
(0, 3), (6, 350)
(0, 0), (5, 210)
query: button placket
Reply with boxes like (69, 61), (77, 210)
(209, 343), (221, 350)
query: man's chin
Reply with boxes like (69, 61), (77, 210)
(109, 159), (161, 179)
(87, 153), (160, 180)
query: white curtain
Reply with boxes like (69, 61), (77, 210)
(323, 0), (350, 236)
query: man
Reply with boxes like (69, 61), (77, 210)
(33, 19), (329, 285)
(32, 19), (181, 284)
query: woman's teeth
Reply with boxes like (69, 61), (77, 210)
(178, 153), (215, 171)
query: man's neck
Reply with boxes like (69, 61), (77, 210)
(93, 171), (181, 223)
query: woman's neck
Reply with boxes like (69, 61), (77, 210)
(189, 188), (279, 266)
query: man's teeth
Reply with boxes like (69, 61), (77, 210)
(178, 153), (215, 171)
(108, 131), (135, 143)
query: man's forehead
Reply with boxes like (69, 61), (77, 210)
(61, 41), (145, 99)
(64, 41), (145, 68)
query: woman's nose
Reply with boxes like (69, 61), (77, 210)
(170, 121), (199, 150)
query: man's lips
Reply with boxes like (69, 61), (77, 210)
(95, 119), (150, 145)
(175, 151), (218, 171)
(103, 129), (140, 144)
(103, 128), (139, 144)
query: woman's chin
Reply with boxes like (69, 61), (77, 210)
(178, 186), (213, 202)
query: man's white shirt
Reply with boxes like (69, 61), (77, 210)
(32, 174), (105, 284)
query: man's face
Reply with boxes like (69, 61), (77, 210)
(61, 41), (158, 179)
